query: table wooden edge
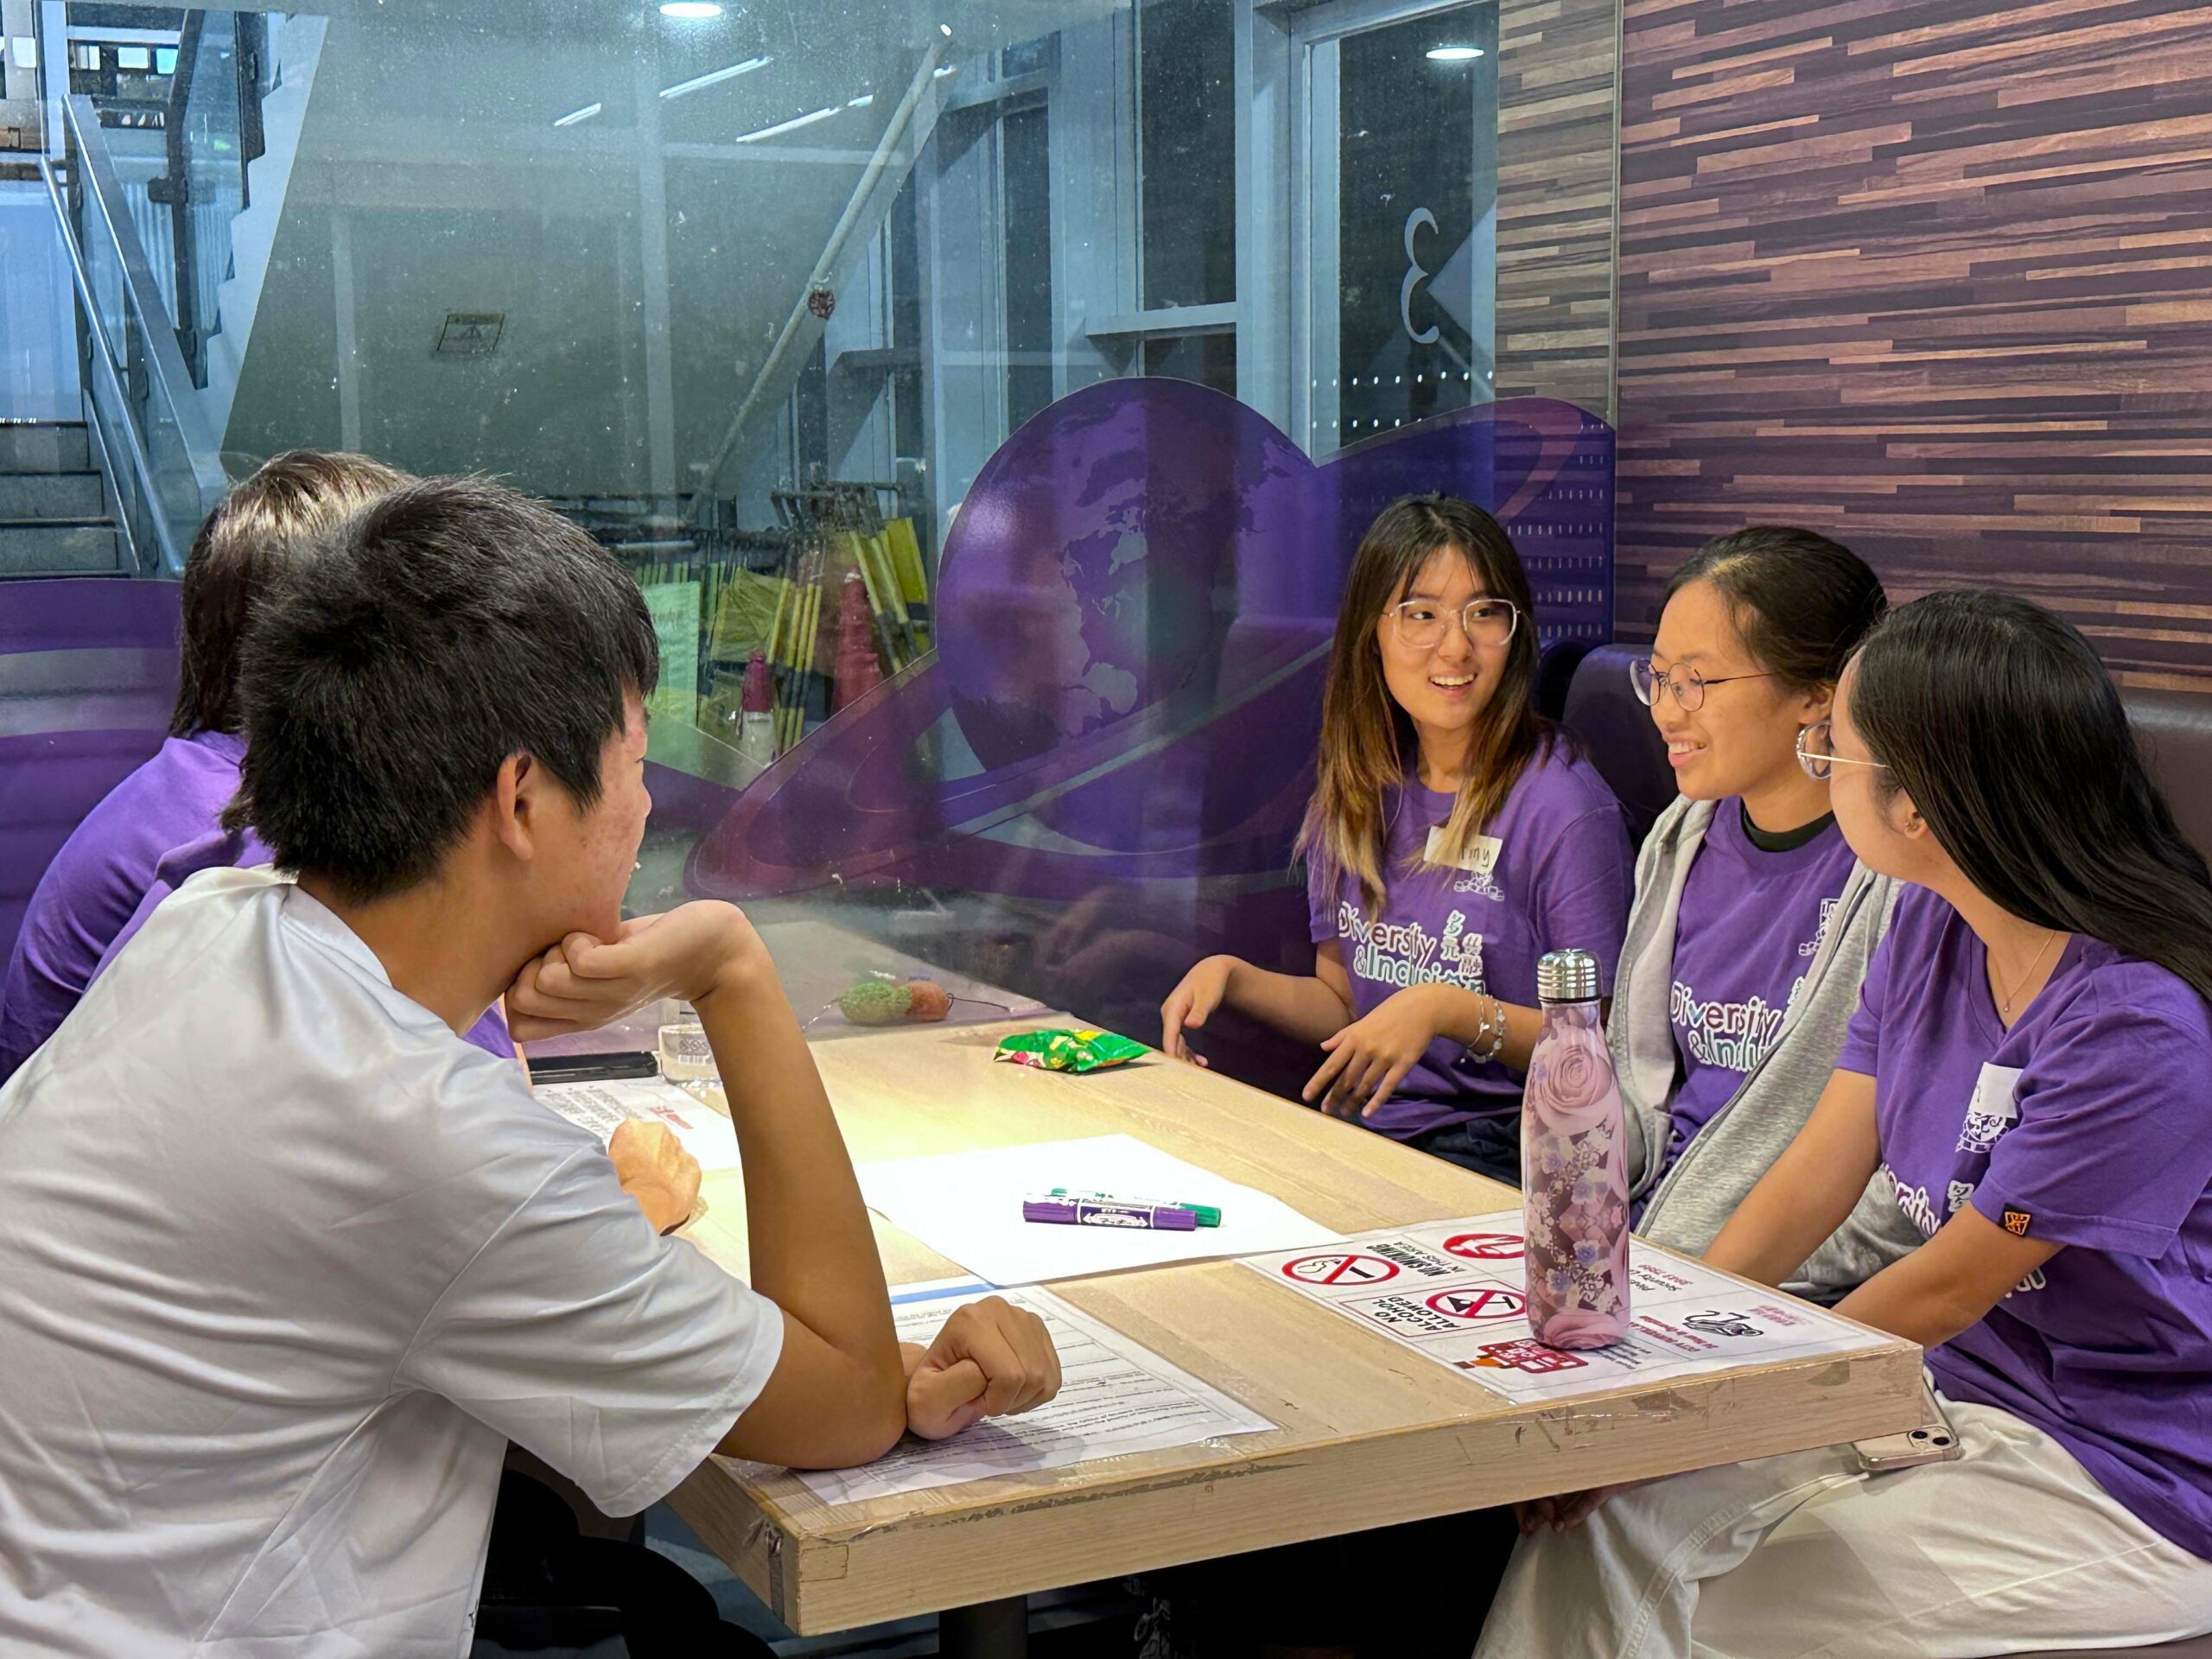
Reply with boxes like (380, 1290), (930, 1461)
(668, 1335), (1923, 1635)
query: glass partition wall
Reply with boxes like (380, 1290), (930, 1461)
(161, 0), (1621, 1077)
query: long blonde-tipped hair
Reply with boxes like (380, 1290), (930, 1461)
(1295, 494), (1551, 906)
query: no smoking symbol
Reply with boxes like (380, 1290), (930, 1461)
(1282, 1252), (1400, 1287)
(1427, 1286), (1526, 1322)
(1445, 1231), (1524, 1262)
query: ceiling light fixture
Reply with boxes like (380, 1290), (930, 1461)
(658, 54), (771, 99)
(1426, 44), (1484, 60)
(734, 105), (840, 143)
(553, 101), (603, 127)
(659, 3), (723, 16)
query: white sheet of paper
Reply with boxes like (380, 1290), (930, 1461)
(794, 1282), (1274, 1505)
(855, 1134), (1338, 1285)
(1243, 1211), (1890, 1403)
(534, 1077), (741, 1172)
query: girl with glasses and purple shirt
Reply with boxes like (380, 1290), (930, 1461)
(1612, 528), (1923, 1299)
(1160, 494), (1630, 1183)
(1480, 590), (2212, 1656)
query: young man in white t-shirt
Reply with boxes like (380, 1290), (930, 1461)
(0, 476), (1058, 1656)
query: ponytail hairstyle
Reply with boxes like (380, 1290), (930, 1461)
(1296, 494), (1548, 905)
(1666, 525), (1887, 696)
(1849, 589), (2212, 1005)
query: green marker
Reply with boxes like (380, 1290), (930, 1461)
(1048, 1187), (1221, 1227)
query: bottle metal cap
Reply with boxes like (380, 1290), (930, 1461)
(1536, 948), (1602, 1004)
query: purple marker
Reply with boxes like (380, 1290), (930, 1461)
(1021, 1195), (1199, 1231)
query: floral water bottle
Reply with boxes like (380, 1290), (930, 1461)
(1522, 949), (1631, 1349)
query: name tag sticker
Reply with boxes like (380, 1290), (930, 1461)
(1425, 828), (1502, 877)
(1956, 1063), (2024, 1155)
(1971, 1063), (2022, 1122)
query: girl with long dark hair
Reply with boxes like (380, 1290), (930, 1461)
(1480, 591), (2212, 1656)
(1159, 494), (1630, 1180)
(1615, 527), (1919, 1294)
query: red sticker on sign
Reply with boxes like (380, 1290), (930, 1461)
(1469, 1338), (1588, 1375)
(1281, 1252), (1401, 1287)
(1426, 1286), (1526, 1322)
(1444, 1231), (1525, 1262)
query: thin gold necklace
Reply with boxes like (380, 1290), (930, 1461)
(1993, 927), (2060, 1021)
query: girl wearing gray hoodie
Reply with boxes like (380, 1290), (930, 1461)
(1615, 528), (1922, 1300)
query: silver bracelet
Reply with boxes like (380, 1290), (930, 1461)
(1463, 994), (1508, 1065)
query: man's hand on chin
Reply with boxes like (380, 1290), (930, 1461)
(500, 903), (766, 1043)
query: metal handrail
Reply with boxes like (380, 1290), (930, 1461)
(59, 92), (229, 504)
(38, 155), (178, 574)
(160, 12), (209, 385)
(75, 367), (144, 575)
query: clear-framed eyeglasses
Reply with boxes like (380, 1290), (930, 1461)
(1629, 656), (1779, 712)
(1386, 597), (1520, 652)
(1796, 718), (1887, 782)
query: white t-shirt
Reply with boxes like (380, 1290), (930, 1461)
(0, 868), (784, 1657)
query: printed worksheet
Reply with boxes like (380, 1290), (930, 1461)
(534, 1077), (740, 1172)
(1241, 1212), (1889, 1403)
(855, 1134), (1337, 1285)
(792, 1281), (1274, 1506)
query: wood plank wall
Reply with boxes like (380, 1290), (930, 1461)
(1616, 0), (2212, 687)
(1496, 0), (1620, 421)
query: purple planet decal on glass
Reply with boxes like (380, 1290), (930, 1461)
(683, 379), (1611, 1090)
(687, 380), (1611, 903)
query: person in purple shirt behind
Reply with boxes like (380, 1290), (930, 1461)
(0, 451), (512, 1082)
(1160, 493), (1630, 1184)
(1480, 591), (2212, 1656)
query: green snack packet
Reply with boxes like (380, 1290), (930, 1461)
(838, 980), (913, 1027)
(993, 1027), (1148, 1074)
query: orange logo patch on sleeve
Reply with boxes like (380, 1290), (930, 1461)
(2002, 1209), (2032, 1236)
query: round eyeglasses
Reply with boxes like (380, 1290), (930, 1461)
(1387, 597), (1519, 652)
(1796, 718), (1887, 782)
(1629, 657), (1777, 713)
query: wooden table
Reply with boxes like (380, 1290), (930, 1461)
(669, 1019), (1921, 1654)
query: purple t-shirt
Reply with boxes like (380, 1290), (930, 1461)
(1839, 886), (2212, 1559)
(0, 733), (512, 1077)
(0, 733), (248, 1082)
(1306, 743), (1630, 1139)
(1664, 804), (1858, 1161)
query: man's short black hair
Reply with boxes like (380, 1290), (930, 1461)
(223, 475), (658, 903)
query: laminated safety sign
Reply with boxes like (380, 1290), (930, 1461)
(1241, 1211), (1890, 1403)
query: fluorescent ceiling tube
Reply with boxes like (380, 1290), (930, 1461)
(660, 2), (723, 16)
(553, 101), (602, 127)
(734, 105), (840, 143)
(658, 54), (772, 99)
(1426, 44), (1484, 60)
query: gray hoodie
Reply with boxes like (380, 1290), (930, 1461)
(1611, 796), (1923, 1300)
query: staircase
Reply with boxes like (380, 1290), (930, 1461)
(0, 423), (123, 577)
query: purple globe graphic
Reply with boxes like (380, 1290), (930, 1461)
(937, 382), (1319, 785)
(683, 379), (1614, 896)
